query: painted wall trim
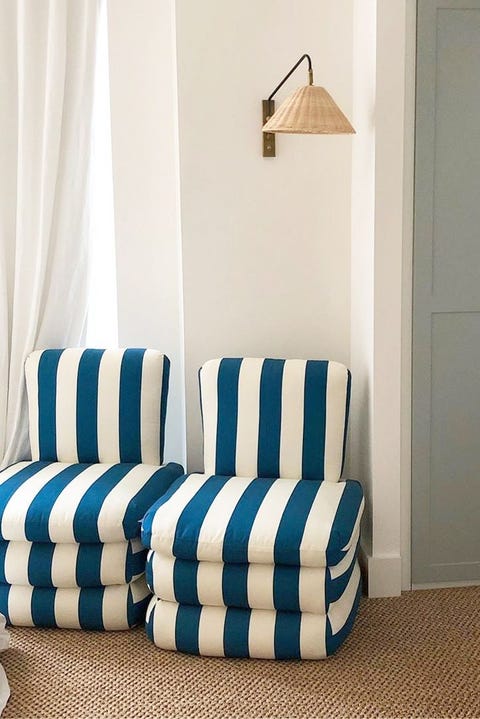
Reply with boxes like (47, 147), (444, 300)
(360, 544), (403, 597)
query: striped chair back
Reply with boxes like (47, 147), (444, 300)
(25, 348), (170, 465)
(200, 357), (351, 482)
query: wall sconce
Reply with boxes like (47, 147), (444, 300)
(262, 54), (355, 157)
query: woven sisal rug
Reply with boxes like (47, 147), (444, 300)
(2, 586), (480, 719)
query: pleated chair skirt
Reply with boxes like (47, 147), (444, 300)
(146, 563), (361, 659)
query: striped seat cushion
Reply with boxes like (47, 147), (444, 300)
(0, 539), (146, 588)
(145, 545), (359, 614)
(0, 461), (183, 543)
(200, 358), (351, 482)
(0, 576), (151, 630)
(25, 348), (170, 464)
(141, 474), (364, 567)
(146, 564), (361, 659)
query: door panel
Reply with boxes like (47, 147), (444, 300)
(412, 0), (480, 583)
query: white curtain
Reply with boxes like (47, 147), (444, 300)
(0, 0), (101, 468)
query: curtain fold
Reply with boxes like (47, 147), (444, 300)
(0, 0), (101, 467)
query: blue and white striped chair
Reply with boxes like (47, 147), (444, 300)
(0, 348), (184, 630)
(142, 358), (364, 659)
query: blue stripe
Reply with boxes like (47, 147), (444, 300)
(145, 601), (155, 642)
(0, 543), (7, 583)
(224, 607), (250, 657)
(274, 611), (301, 659)
(173, 559), (199, 605)
(341, 370), (352, 476)
(273, 565), (300, 612)
(215, 358), (242, 475)
(76, 349), (105, 463)
(0, 585), (10, 623)
(0, 462), (51, 540)
(222, 478), (276, 563)
(326, 576), (362, 656)
(28, 543), (55, 587)
(141, 472), (189, 549)
(326, 551), (359, 607)
(37, 350), (63, 461)
(31, 587), (57, 627)
(172, 475), (231, 559)
(257, 359), (285, 478)
(326, 480), (363, 565)
(273, 481), (319, 565)
(24, 464), (88, 542)
(175, 604), (201, 654)
(76, 544), (103, 586)
(72, 464), (133, 542)
(127, 586), (150, 628)
(119, 348), (146, 463)
(79, 586), (105, 629)
(122, 462), (184, 540)
(302, 360), (328, 480)
(159, 356), (170, 464)
(222, 563), (249, 608)
(127, 543), (147, 583)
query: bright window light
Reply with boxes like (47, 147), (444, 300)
(86, 0), (118, 348)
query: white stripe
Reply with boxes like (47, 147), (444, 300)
(47, 464), (111, 543)
(4, 542), (30, 585)
(330, 529), (360, 580)
(279, 359), (307, 479)
(247, 479), (298, 564)
(234, 358), (263, 476)
(55, 349), (82, 463)
(96, 350), (123, 463)
(131, 538), (144, 555)
(54, 588), (81, 629)
(153, 598), (178, 651)
(299, 611), (327, 659)
(51, 544), (79, 587)
(149, 551), (174, 600)
(100, 542), (128, 585)
(25, 352), (41, 460)
(8, 585), (33, 626)
(130, 575), (150, 603)
(200, 359), (221, 474)
(96, 464), (161, 542)
(248, 608), (276, 659)
(324, 362), (349, 482)
(196, 560), (224, 606)
(299, 566), (326, 615)
(1, 463), (74, 541)
(342, 497), (365, 552)
(0, 462), (31, 486)
(247, 563), (274, 609)
(198, 606), (226, 657)
(196, 476), (256, 562)
(328, 561), (361, 635)
(299, 481), (346, 567)
(149, 473), (211, 554)
(140, 350), (163, 465)
(102, 584), (129, 630)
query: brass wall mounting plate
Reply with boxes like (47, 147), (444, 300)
(262, 99), (276, 157)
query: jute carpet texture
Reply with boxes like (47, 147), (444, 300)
(2, 586), (480, 719)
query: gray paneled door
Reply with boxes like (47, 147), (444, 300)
(413, 0), (480, 584)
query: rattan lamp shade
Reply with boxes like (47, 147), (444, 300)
(263, 85), (355, 135)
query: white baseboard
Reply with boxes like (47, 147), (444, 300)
(359, 544), (403, 597)
(412, 579), (480, 590)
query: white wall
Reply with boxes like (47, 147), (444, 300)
(106, 0), (411, 597)
(348, 0), (376, 556)
(107, 0), (186, 465)
(175, 0), (355, 470)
